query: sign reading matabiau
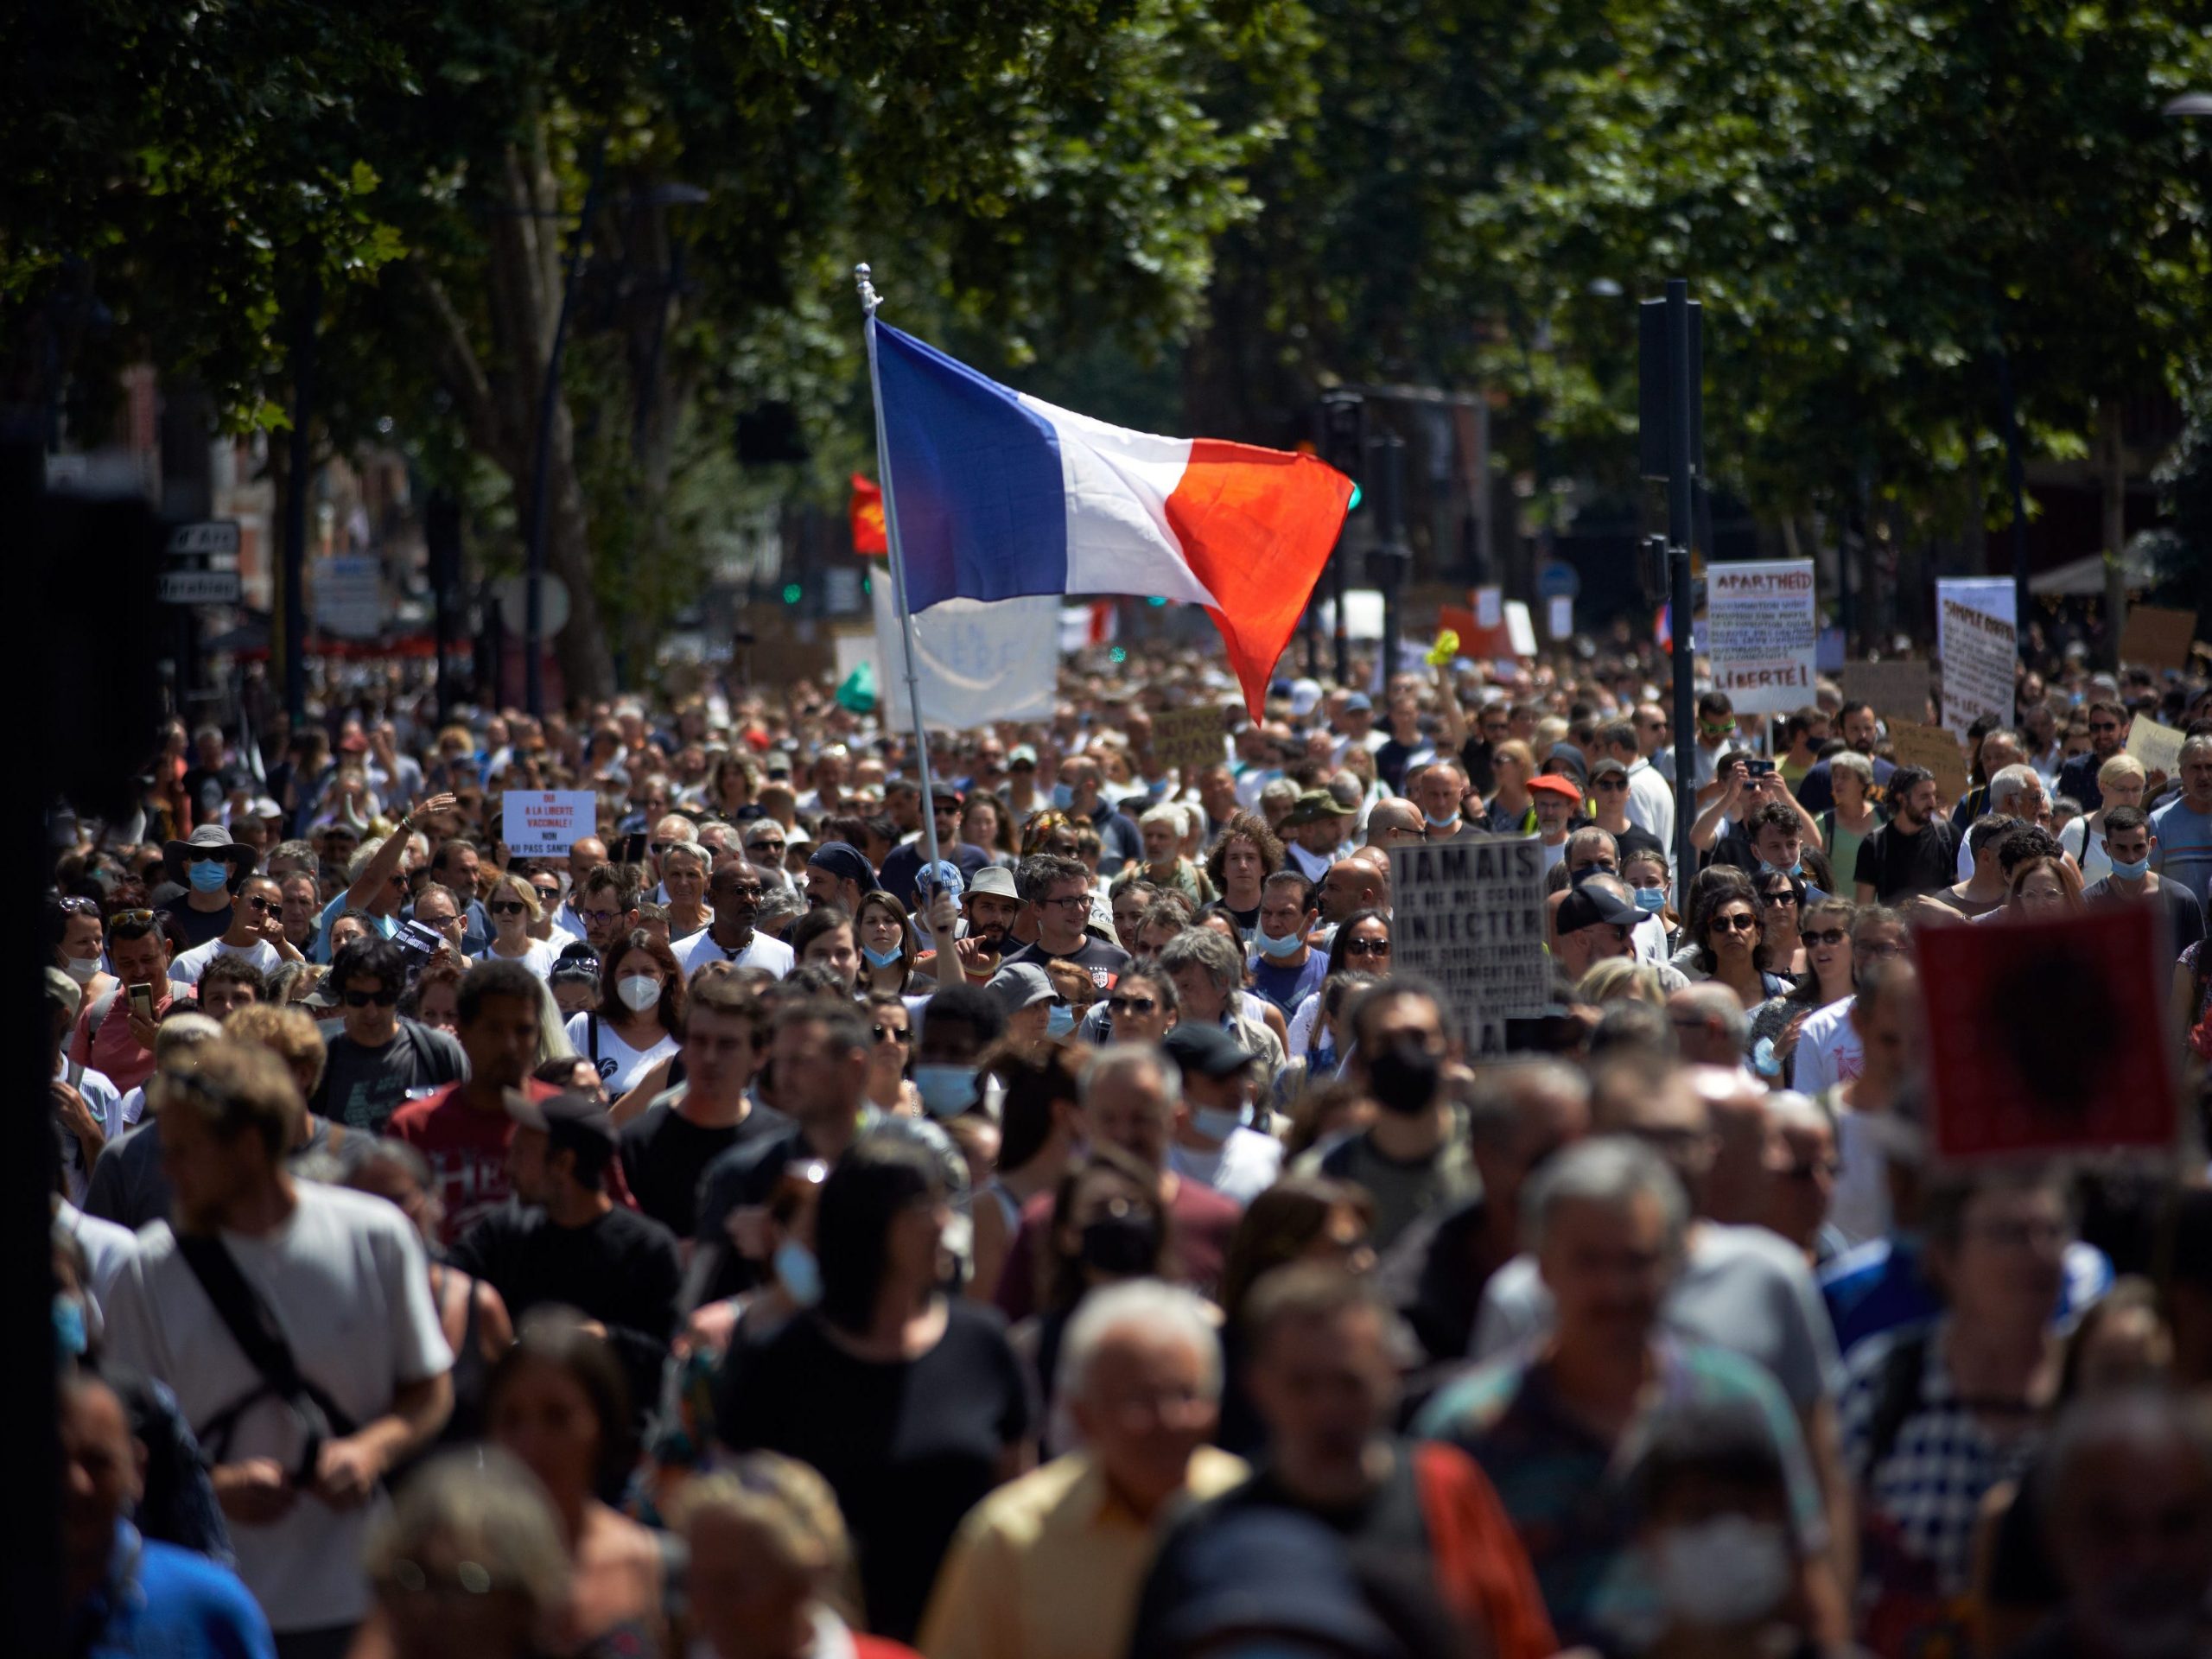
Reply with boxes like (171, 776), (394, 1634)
(1388, 836), (1551, 1048)
(1706, 560), (1817, 715)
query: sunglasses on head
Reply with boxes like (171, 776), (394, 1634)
(55, 896), (100, 917)
(344, 986), (400, 1007)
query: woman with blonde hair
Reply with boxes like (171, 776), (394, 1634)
(678, 1453), (917, 1659)
(1482, 740), (1538, 834)
(2058, 751), (2146, 883)
(477, 869), (563, 977)
(1575, 957), (1665, 1007)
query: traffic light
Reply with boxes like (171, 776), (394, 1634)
(782, 582), (802, 605)
(1319, 392), (1367, 506)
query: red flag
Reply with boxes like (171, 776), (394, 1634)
(850, 474), (887, 556)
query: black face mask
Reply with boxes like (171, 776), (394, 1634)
(1080, 1210), (1159, 1277)
(1368, 1040), (1441, 1116)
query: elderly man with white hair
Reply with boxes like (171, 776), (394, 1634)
(918, 1281), (1245, 1659)
(1954, 761), (2049, 880)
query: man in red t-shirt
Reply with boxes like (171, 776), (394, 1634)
(389, 959), (546, 1243)
(995, 1044), (1241, 1321)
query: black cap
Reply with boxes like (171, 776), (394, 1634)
(1161, 1022), (1258, 1080)
(1557, 882), (1644, 931)
(506, 1089), (618, 1155)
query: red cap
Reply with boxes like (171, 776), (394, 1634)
(1528, 773), (1584, 801)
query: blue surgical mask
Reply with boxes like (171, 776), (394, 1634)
(912, 1063), (977, 1117)
(861, 944), (904, 969)
(1193, 1105), (1243, 1142)
(2111, 855), (2150, 880)
(1423, 809), (1459, 830)
(1634, 886), (1668, 914)
(53, 1294), (86, 1358)
(188, 860), (231, 893)
(1311, 1041), (1338, 1076)
(1255, 926), (1306, 960)
(1761, 858), (1803, 880)
(1046, 1003), (1077, 1037)
(772, 1240), (823, 1307)
(1052, 783), (1075, 810)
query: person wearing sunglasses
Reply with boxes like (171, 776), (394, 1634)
(617, 976), (778, 1241)
(1685, 869), (1789, 1013)
(861, 991), (921, 1116)
(309, 937), (466, 1135)
(164, 874), (293, 993)
(1749, 897), (1861, 1088)
(475, 871), (563, 979)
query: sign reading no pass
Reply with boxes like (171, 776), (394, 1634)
(503, 791), (596, 857)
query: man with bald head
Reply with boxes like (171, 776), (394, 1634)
(1363, 796), (1426, 849)
(1317, 848), (1389, 926)
(1668, 983), (1751, 1071)
(550, 833), (609, 940)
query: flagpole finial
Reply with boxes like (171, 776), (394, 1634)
(855, 264), (879, 317)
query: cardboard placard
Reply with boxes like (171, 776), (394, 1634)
(1936, 577), (2018, 735)
(2119, 605), (2199, 672)
(1885, 719), (1968, 804)
(503, 791), (597, 858)
(1706, 559), (1818, 714)
(1920, 904), (2177, 1162)
(1840, 659), (1930, 725)
(1151, 703), (1230, 777)
(1387, 836), (1551, 1047)
(2126, 714), (2184, 779)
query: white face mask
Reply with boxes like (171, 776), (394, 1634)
(1646, 1515), (1791, 1627)
(617, 974), (662, 1014)
(61, 956), (100, 986)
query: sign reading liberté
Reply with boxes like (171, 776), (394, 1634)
(1706, 560), (1817, 715)
(502, 791), (596, 857)
(1388, 835), (1550, 1050)
(1937, 577), (2018, 736)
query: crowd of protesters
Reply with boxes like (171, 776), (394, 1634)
(48, 626), (2212, 1659)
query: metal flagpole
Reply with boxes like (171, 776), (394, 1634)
(856, 264), (945, 884)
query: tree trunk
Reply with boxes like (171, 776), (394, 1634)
(2099, 396), (2127, 671)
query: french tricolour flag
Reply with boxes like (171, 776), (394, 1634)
(874, 323), (1352, 716)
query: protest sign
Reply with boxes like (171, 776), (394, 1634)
(2126, 714), (2184, 779)
(2120, 605), (2199, 672)
(1885, 719), (1968, 804)
(1475, 586), (1503, 629)
(1706, 560), (1817, 715)
(1936, 577), (2017, 735)
(870, 580), (1056, 729)
(1840, 659), (1930, 725)
(1920, 905), (2177, 1163)
(1387, 836), (1551, 1049)
(1503, 601), (1538, 659)
(1152, 703), (1231, 777)
(503, 791), (596, 858)
(1547, 595), (1573, 640)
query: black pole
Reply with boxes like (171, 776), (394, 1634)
(1371, 432), (1408, 696)
(282, 266), (317, 725)
(524, 141), (607, 721)
(427, 491), (461, 728)
(1667, 279), (1698, 883)
(1997, 348), (2031, 630)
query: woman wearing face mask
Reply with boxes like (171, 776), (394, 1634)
(789, 906), (863, 997)
(1282, 912), (1389, 1078)
(1748, 897), (1858, 1087)
(644, 1160), (829, 1523)
(1632, 1398), (1819, 1659)
(855, 893), (930, 996)
(1012, 1146), (1171, 1450)
(1620, 849), (1681, 952)
(564, 931), (684, 1095)
(50, 897), (110, 1001)
(862, 993), (921, 1115)
(712, 1139), (1033, 1644)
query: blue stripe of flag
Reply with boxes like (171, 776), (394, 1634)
(875, 324), (1068, 608)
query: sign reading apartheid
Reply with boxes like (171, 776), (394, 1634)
(1707, 559), (1817, 714)
(1388, 834), (1551, 1053)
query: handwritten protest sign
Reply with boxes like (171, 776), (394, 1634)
(503, 791), (596, 858)
(2120, 605), (2199, 672)
(1920, 905), (2177, 1163)
(1707, 560), (1817, 714)
(1885, 720), (1968, 804)
(1936, 577), (2017, 735)
(1840, 660), (1930, 725)
(1388, 836), (1550, 1050)
(2126, 714), (2184, 779)
(1151, 703), (1230, 777)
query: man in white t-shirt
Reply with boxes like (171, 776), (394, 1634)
(1160, 1024), (1280, 1206)
(170, 874), (290, 988)
(672, 861), (796, 980)
(104, 1039), (453, 1656)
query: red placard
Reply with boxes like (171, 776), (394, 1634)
(1918, 905), (2179, 1163)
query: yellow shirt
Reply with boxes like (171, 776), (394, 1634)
(918, 1447), (1249, 1659)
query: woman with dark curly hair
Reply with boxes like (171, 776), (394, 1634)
(1686, 868), (1789, 1011)
(1203, 811), (1283, 938)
